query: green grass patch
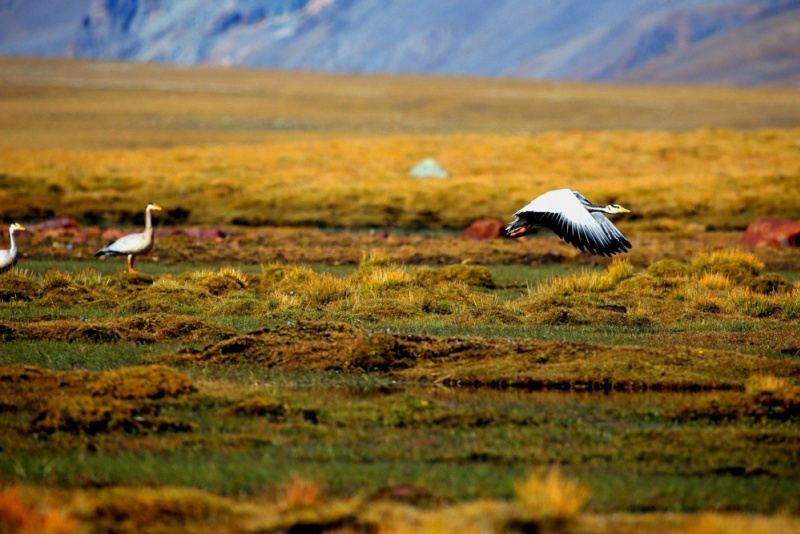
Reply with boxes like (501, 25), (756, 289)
(0, 341), (167, 371)
(2, 388), (798, 514)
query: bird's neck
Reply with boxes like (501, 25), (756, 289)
(144, 209), (154, 235)
(585, 204), (612, 214)
(8, 230), (17, 254)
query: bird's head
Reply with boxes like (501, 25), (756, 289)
(606, 204), (630, 214)
(147, 203), (162, 211)
(9, 223), (26, 233)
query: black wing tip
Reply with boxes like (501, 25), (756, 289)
(565, 236), (632, 257)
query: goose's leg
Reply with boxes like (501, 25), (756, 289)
(127, 254), (136, 273)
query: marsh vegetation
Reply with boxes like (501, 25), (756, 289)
(0, 58), (799, 533)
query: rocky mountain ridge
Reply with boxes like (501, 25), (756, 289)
(1, 0), (799, 85)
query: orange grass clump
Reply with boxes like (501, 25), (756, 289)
(278, 478), (326, 510)
(0, 488), (76, 534)
(513, 468), (591, 521)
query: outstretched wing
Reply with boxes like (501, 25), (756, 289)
(507, 189), (630, 256)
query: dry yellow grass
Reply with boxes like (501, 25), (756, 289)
(2, 128), (799, 230)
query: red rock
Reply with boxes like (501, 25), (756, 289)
(741, 218), (800, 247)
(461, 219), (505, 240)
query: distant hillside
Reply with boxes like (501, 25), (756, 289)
(1, 0), (799, 86)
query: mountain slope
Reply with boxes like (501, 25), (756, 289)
(0, 0), (91, 55)
(618, 8), (800, 85)
(1, 0), (799, 85)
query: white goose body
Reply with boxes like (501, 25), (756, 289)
(0, 223), (25, 274)
(95, 203), (162, 272)
(502, 189), (631, 256)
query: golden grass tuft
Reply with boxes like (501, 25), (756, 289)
(646, 259), (691, 278)
(261, 263), (316, 292)
(356, 265), (414, 296)
(537, 258), (634, 296)
(360, 249), (392, 269)
(697, 272), (731, 290)
(186, 267), (248, 295)
(513, 467), (591, 520)
(90, 365), (196, 400)
(690, 250), (764, 281)
(39, 269), (72, 291)
(299, 273), (352, 307)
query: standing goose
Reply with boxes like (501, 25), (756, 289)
(0, 223), (26, 274)
(95, 203), (162, 273)
(502, 189), (632, 256)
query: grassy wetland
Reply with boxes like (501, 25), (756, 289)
(1, 57), (800, 533)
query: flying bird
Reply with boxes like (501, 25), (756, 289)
(0, 223), (26, 274)
(502, 189), (631, 256)
(95, 203), (162, 273)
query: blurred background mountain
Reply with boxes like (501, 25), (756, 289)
(1, 0), (799, 85)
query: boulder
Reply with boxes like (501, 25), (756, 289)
(461, 219), (505, 240)
(409, 158), (449, 179)
(741, 218), (800, 247)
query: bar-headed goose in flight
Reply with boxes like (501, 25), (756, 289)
(502, 189), (631, 256)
